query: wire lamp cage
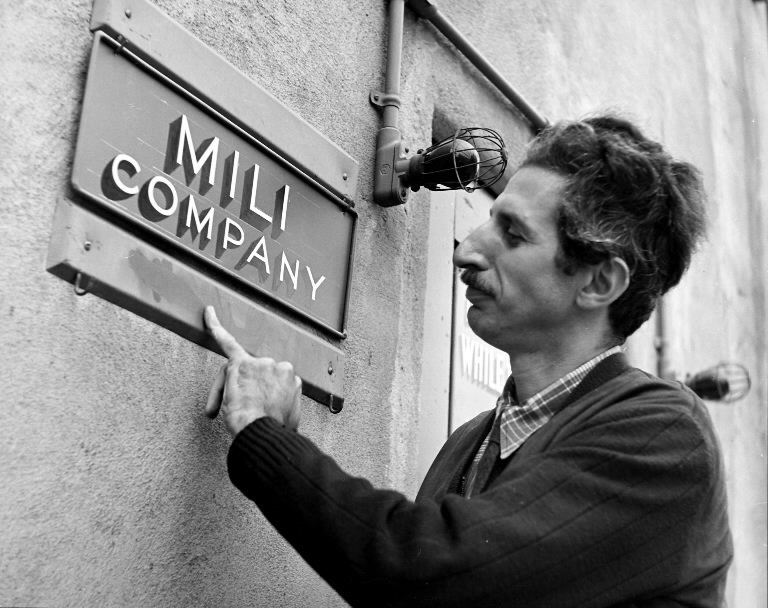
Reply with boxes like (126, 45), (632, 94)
(407, 127), (508, 192)
(685, 362), (751, 403)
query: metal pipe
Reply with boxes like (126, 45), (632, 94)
(382, 0), (406, 129)
(654, 297), (670, 379)
(407, 0), (549, 133)
(371, 0), (409, 206)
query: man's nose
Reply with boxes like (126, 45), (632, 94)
(453, 224), (491, 270)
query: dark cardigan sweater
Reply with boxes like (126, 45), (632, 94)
(227, 354), (732, 607)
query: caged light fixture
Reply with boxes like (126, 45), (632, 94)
(684, 362), (752, 403)
(371, 126), (508, 207)
(370, 0), (509, 207)
(403, 128), (507, 193)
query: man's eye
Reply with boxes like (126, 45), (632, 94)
(505, 232), (524, 244)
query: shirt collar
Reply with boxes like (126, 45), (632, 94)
(496, 345), (623, 459)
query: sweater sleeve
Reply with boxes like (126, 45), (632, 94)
(227, 392), (730, 608)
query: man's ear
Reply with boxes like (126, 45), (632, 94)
(576, 256), (630, 310)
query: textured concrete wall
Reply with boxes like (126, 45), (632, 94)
(1, 1), (420, 605)
(1, 1), (765, 607)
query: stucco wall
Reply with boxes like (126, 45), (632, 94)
(1, 1), (765, 607)
(0, 1), (425, 605)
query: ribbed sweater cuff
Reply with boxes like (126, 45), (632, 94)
(227, 416), (320, 498)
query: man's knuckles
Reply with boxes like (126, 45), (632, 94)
(230, 356), (296, 382)
(275, 361), (295, 377)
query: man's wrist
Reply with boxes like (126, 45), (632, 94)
(227, 410), (267, 437)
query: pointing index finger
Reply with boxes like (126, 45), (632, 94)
(204, 306), (248, 359)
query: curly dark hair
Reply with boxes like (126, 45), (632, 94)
(522, 115), (707, 341)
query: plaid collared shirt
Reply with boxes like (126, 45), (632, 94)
(464, 346), (623, 497)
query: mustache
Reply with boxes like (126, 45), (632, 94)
(460, 270), (494, 297)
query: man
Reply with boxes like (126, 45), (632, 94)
(204, 116), (732, 607)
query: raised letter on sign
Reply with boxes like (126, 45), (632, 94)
(246, 235), (271, 274)
(277, 185), (289, 231)
(222, 217), (244, 249)
(248, 164), (273, 223)
(305, 266), (326, 301)
(185, 195), (214, 240)
(176, 114), (219, 187)
(279, 251), (299, 290)
(147, 176), (179, 217)
(111, 154), (141, 195)
(228, 150), (240, 200)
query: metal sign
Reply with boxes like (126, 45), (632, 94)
(71, 32), (355, 336)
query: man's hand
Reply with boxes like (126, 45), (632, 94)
(204, 306), (302, 437)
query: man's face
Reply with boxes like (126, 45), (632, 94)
(453, 165), (585, 355)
